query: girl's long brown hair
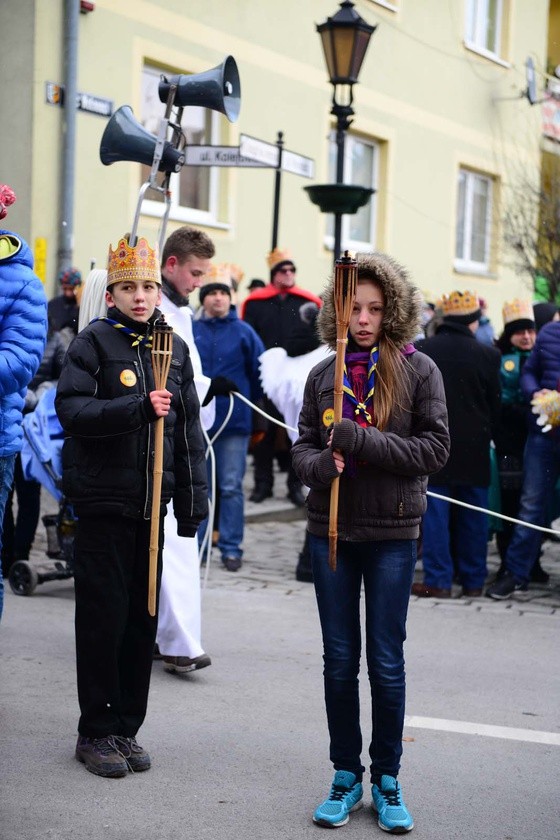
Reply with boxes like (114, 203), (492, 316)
(354, 275), (413, 430)
(374, 334), (412, 430)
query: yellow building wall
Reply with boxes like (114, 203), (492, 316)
(0, 0), (552, 331)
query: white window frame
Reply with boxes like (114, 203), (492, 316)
(139, 65), (225, 229)
(464, 0), (504, 62)
(325, 133), (379, 253)
(455, 168), (494, 274)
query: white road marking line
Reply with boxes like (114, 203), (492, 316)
(404, 716), (560, 746)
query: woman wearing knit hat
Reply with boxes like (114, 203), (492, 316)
(492, 300), (544, 578)
(291, 253), (449, 832)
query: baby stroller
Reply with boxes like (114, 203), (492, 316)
(9, 388), (76, 596)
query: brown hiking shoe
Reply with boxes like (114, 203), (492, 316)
(114, 736), (151, 772)
(75, 735), (128, 778)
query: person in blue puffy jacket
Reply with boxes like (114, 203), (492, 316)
(0, 184), (48, 620)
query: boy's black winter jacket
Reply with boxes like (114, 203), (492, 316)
(55, 307), (207, 534)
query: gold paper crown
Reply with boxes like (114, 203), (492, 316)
(206, 262), (245, 288)
(502, 298), (534, 326)
(267, 247), (294, 272)
(440, 290), (479, 317)
(106, 236), (160, 287)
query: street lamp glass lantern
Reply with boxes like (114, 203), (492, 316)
(317, 1), (376, 86)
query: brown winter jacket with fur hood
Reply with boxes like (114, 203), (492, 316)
(291, 252), (450, 541)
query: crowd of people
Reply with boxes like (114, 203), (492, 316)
(2, 187), (559, 832)
(413, 291), (560, 602)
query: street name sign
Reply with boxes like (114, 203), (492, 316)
(184, 146), (270, 168)
(281, 149), (315, 179)
(239, 133), (314, 178)
(45, 82), (113, 117)
(239, 134), (281, 168)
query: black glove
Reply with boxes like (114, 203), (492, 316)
(202, 376), (239, 406)
(299, 301), (319, 326)
(331, 418), (360, 454)
(177, 523), (199, 538)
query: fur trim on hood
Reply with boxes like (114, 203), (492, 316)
(317, 252), (422, 351)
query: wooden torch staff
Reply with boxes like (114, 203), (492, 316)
(328, 252), (358, 571)
(148, 316), (174, 616)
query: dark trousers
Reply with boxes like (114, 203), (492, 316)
(252, 397), (301, 493)
(505, 431), (560, 582)
(73, 514), (163, 738)
(1, 454), (41, 574)
(422, 485), (489, 590)
(310, 534), (416, 783)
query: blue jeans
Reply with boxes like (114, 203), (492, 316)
(422, 485), (489, 590)
(506, 431), (560, 583)
(0, 454), (17, 621)
(202, 434), (249, 560)
(310, 534), (416, 783)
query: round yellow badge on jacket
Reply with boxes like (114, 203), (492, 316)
(503, 360), (515, 372)
(322, 407), (335, 427)
(120, 369), (137, 387)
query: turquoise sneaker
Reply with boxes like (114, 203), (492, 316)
(313, 770), (363, 827)
(372, 775), (413, 833)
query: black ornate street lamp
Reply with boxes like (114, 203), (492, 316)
(305, 1), (376, 262)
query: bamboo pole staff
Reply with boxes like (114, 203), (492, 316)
(328, 252), (358, 571)
(148, 315), (174, 616)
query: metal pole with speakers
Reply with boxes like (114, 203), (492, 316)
(99, 55), (241, 248)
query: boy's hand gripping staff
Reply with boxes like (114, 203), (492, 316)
(328, 253), (357, 571)
(148, 316), (174, 616)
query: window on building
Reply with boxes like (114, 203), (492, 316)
(465, 0), (504, 59)
(455, 168), (494, 273)
(140, 63), (220, 226)
(326, 133), (378, 252)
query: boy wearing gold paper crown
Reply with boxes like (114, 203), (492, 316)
(414, 291), (501, 598)
(55, 236), (207, 778)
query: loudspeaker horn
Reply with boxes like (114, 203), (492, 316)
(158, 55), (241, 122)
(99, 105), (186, 172)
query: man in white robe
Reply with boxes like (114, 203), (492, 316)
(156, 227), (237, 674)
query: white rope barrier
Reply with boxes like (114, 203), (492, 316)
(233, 391), (297, 433)
(231, 392), (560, 538)
(200, 390), (560, 580)
(199, 395), (236, 591)
(425, 491), (560, 537)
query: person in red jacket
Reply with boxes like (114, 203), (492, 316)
(241, 248), (321, 506)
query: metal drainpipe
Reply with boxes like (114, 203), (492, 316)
(57, 0), (79, 274)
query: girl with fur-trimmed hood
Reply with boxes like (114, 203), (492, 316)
(291, 252), (449, 832)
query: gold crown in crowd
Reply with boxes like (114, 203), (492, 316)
(267, 247), (294, 271)
(106, 236), (161, 287)
(206, 262), (245, 289)
(439, 290), (479, 317)
(502, 298), (533, 325)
